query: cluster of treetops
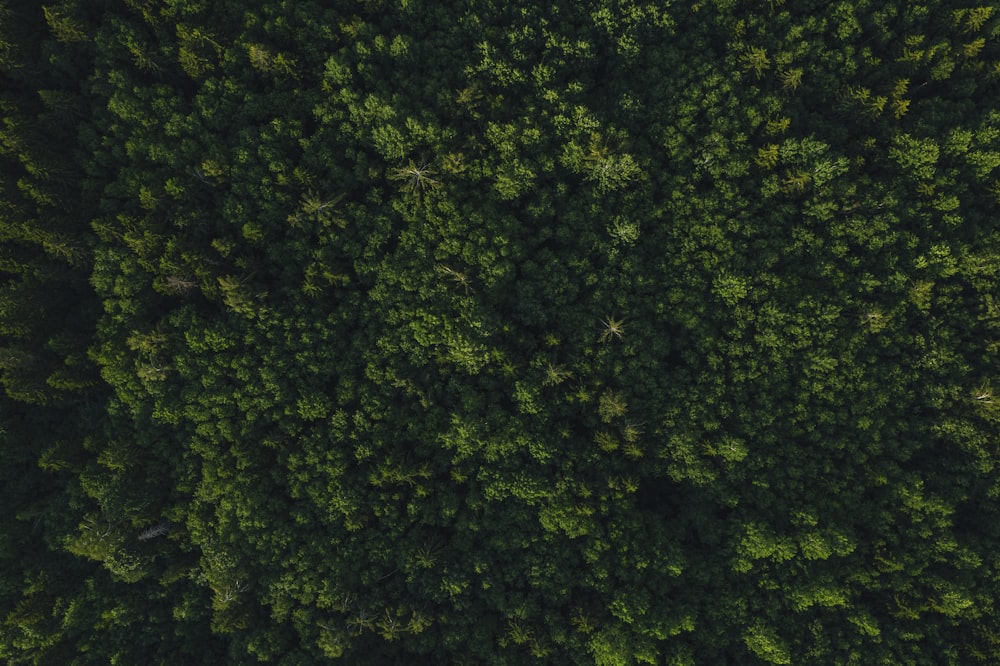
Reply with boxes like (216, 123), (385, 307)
(2, 0), (1000, 663)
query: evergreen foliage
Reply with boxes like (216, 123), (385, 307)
(3, 0), (1000, 663)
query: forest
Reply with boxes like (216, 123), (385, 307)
(2, 0), (1000, 663)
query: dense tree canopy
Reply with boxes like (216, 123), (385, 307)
(3, 0), (1000, 663)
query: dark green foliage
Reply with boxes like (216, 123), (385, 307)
(3, 0), (1000, 663)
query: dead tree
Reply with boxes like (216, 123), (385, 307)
(138, 521), (171, 541)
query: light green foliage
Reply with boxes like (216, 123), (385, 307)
(744, 622), (792, 664)
(889, 133), (940, 180)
